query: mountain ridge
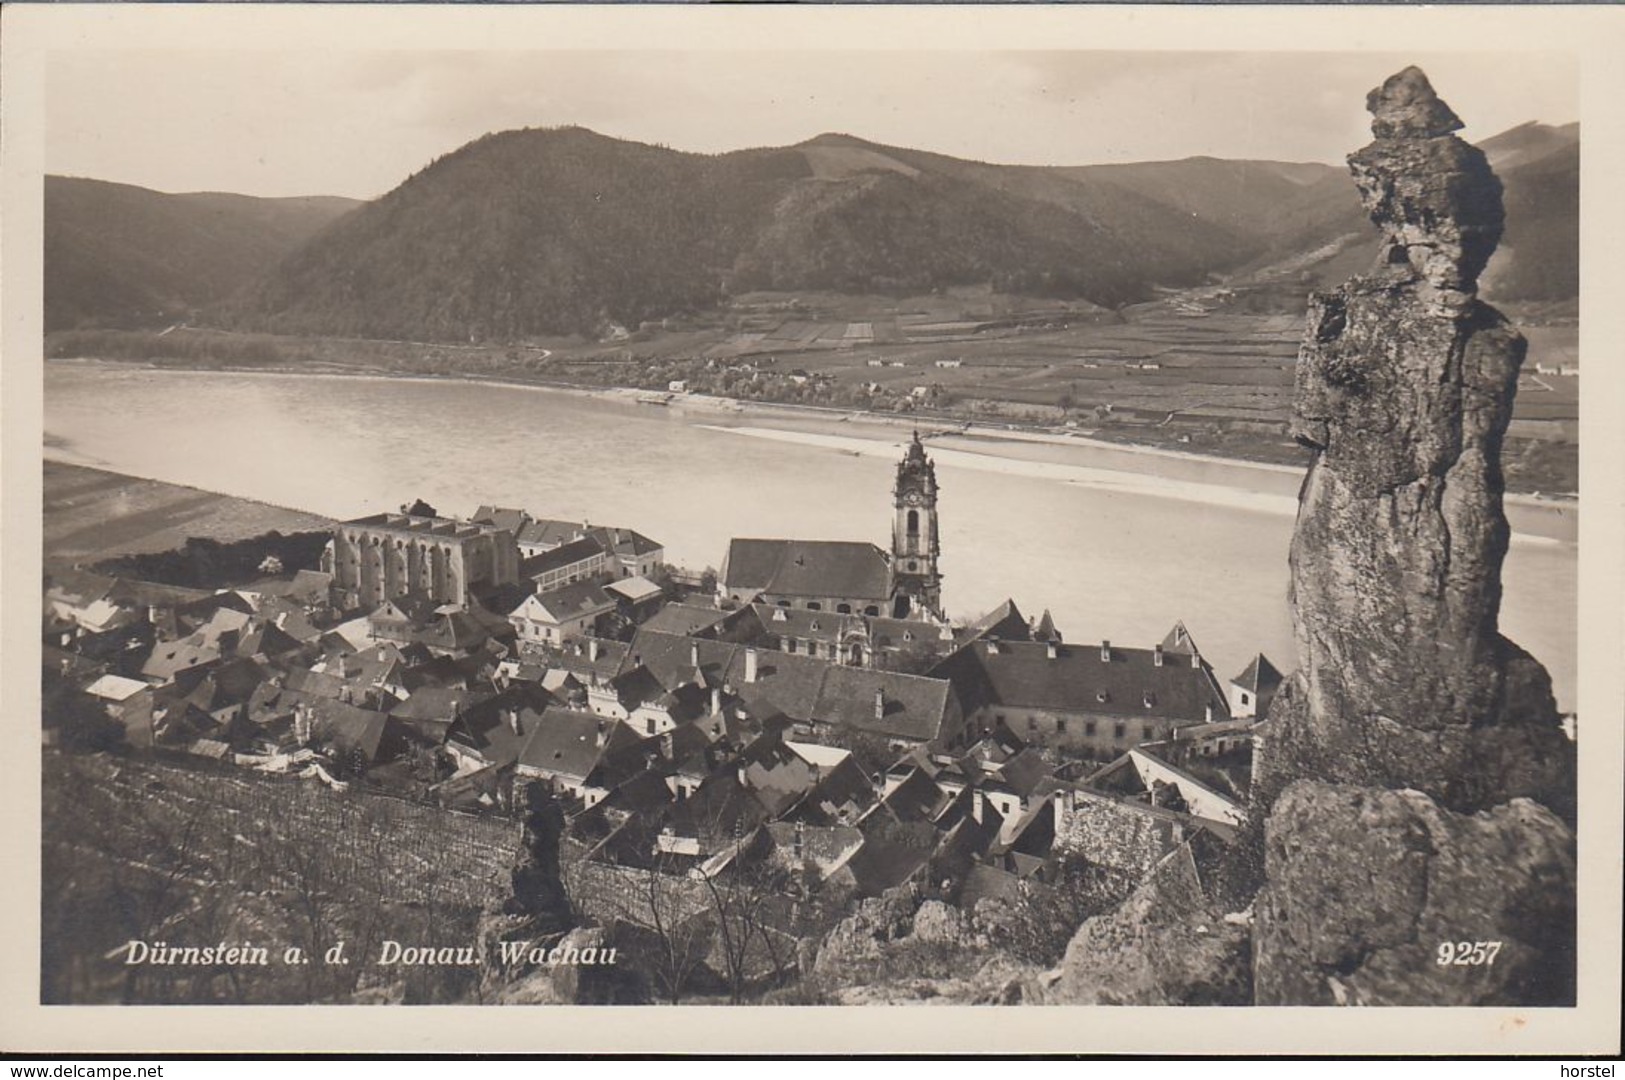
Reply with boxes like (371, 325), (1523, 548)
(46, 121), (1578, 341)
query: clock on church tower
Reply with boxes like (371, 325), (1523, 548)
(891, 431), (944, 621)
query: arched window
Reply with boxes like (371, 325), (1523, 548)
(906, 509), (920, 537)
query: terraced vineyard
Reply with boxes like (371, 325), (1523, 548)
(41, 749), (518, 1003)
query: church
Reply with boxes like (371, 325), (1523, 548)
(720, 432), (946, 622)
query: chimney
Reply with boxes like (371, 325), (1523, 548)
(1154, 644), (1164, 667)
(506, 708), (521, 735)
(711, 686), (722, 715)
(972, 789), (985, 824)
(588, 639), (599, 662)
(1191, 649), (1201, 669)
(985, 639), (1000, 655)
(1046, 641), (1058, 660)
(1100, 640), (1111, 662)
(873, 689), (886, 721)
(690, 641), (701, 670)
(1205, 704), (1214, 723)
(596, 719), (609, 749)
(745, 647), (759, 684)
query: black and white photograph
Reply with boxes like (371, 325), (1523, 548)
(2, 3), (1620, 1057)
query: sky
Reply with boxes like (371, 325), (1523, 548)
(46, 50), (1577, 200)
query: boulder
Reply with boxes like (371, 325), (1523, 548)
(1049, 845), (1251, 1006)
(1255, 781), (1575, 1006)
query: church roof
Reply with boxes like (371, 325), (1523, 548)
(722, 539), (892, 602)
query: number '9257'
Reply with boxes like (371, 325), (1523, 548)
(1436, 941), (1502, 966)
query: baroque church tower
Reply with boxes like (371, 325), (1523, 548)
(891, 431), (943, 620)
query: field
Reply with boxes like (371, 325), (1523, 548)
(45, 284), (1580, 493)
(43, 460), (334, 569)
(41, 750), (519, 1003)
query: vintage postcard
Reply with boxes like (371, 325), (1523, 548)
(1, 2), (1620, 1057)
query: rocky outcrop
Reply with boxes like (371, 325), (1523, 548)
(1253, 68), (1577, 1007)
(1255, 783), (1575, 1006)
(1049, 845), (1252, 1006)
(1260, 66), (1574, 820)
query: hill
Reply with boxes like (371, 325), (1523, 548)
(50, 121), (1578, 342)
(1219, 122), (1579, 307)
(44, 177), (361, 330)
(223, 127), (1276, 342)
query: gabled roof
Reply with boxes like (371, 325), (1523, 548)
(517, 708), (622, 784)
(522, 535), (607, 578)
(959, 599), (1029, 644)
(416, 610), (492, 653)
(934, 639), (1227, 723)
(523, 581), (617, 624)
(534, 637), (629, 682)
(140, 637), (221, 683)
(515, 518), (588, 549)
(604, 576), (664, 605)
(236, 620), (304, 661)
(588, 526), (664, 558)
(1159, 620), (1199, 656)
(722, 539), (891, 602)
(995, 747), (1056, 800)
(390, 686), (491, 723)
(640, 602), (737, 638)
(812, 665), (955, 743)
(471, 506), (531, 533)
(45, 568), (118, 607)
(85, 673), (149, 702)
(838, 833), (934, 898)
(791, 756), (879, 826)
(1231, 653), (1284, 694)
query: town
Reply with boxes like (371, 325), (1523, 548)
(42, 433), (1281, 1000)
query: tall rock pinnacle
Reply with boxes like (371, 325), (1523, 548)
(1262, 65), (1574, 820)
(1251, 67), (1578, 1007)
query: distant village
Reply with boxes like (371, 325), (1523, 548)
(42, 434), (1281, 928)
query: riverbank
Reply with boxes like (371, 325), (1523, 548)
(43, 459), (334, 568)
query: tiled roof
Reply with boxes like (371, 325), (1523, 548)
(1159, 620), (1199, 656)
(589, 526), (664, 558)
(517, 707), (621, 784)
(308, 698), (392, 761)
(959, 599), (1029, 644)
(471, 506), (531, 533)
(812, 665), (955, 743)
(639, 602), (736, 638)
(526, 580), (617, 623)
(46, 568), (118, 607)
(723, 539), (891, 602)
(1231, 653), (1284, 694)
(390, 686), (490, 722)
(604, 576), (664, 605)
(522, 535), (606, 578)
(934, 639), (1227, 723)
(516, 518), (588, 549)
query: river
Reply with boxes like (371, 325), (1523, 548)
(43, 362), (1578, 710)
